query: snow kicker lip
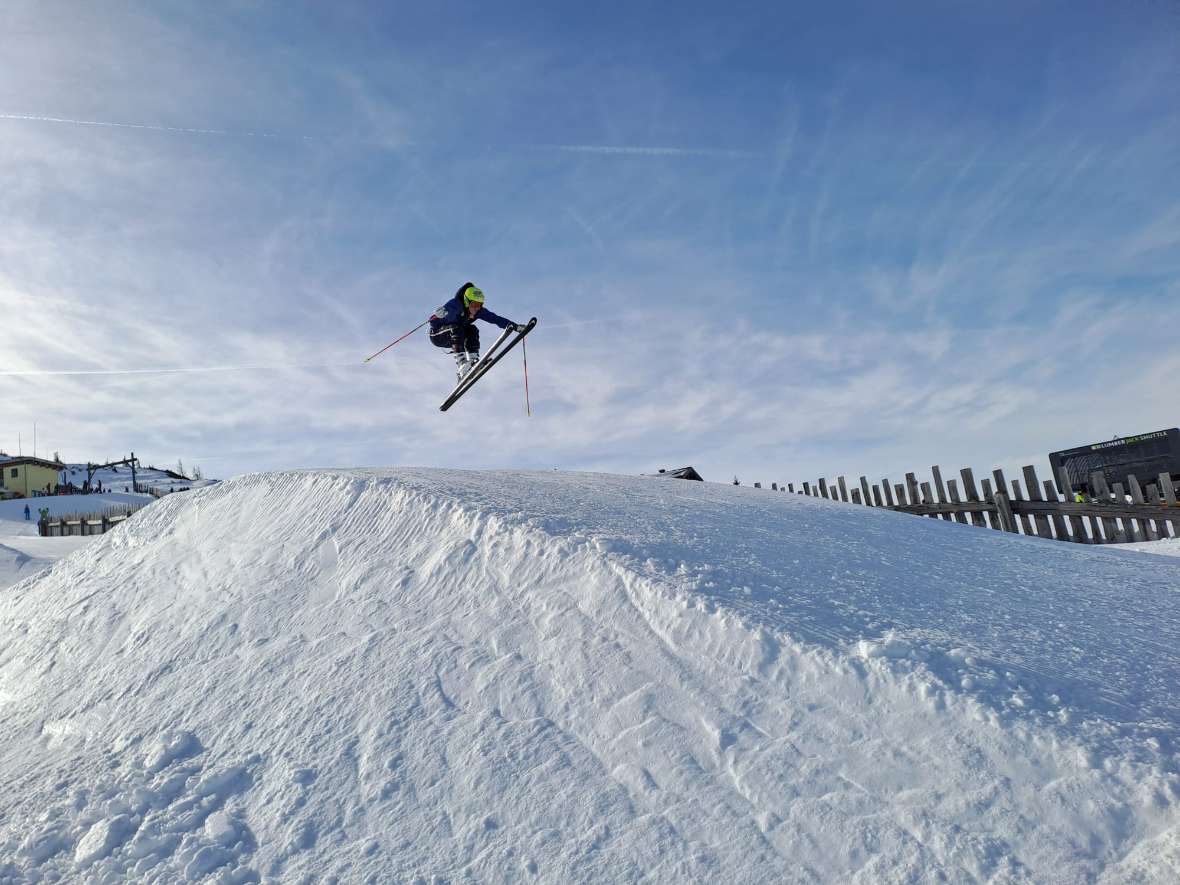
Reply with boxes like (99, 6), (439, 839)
(4, 468), (1180, 882)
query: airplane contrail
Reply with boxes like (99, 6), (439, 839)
(0, 112), (313, 141)
(537, 319), (613, 329)
(0, 362), (360, 378)
(532, 143), (760, 159)
(2, 112), (756, 159)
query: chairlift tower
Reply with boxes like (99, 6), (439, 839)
(86, 452), (140, 493)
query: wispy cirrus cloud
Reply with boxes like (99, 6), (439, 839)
(0, 0), (1176, 486)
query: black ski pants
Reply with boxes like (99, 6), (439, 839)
(429, 323), (480, 355)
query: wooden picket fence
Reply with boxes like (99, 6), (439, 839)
(781, 464), (1180, 544)
(38, 506), (141, 537)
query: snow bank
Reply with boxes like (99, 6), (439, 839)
(0, 492), (151, 525)
(1, 469), (1179, 882)
(1115, 536), (1180, 559)
(0, 533), (94, 591)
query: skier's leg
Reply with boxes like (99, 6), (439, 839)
(431, 326), (472, 383)
(460, 326), (481, 370)
(429, 325), (460, 352)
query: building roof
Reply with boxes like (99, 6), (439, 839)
(652, 466), (704, 481)
(0, 457), (66, 470)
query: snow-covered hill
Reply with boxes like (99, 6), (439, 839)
(1, 469), (1178, 882)
(57, 461), (213, 496)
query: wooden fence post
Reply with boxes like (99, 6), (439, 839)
(1127, 475), (1159, 541)
(1161, 473), (1179, 505)
(819, 478), (829, 499)
(980, 478), (1000, 530)
(993, 481), (1019, 533)
(992, 469), (1014, 532)
(894, 483), (907, 507)
(946, 480), (969, 524)
(1022, 466), (1054, 539)
(1090, 472), (1123, 542)
(920, 482), (935, 516)
(1160, 474), (1180, 538)
(851, 489), (863, 505)
(872, 485), (884, 507)
(1008, 479), (1034, 536)
(993, 491), (1017, 533)
(881, 479), (895, 508)
(960, 468), (988, 529)
(932, 466), (950, 520)
(1042, 479), (1073, 541)
(1059, 466), (1092, 542)
(906, 473), (921, 509)
(802, 481), (811, 496)
(859, 476), (873, 507)
(1112, 483), (1141, 542)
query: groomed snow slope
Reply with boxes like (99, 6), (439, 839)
(0, 533), (93, 592)
(2, 469), (1179, 883)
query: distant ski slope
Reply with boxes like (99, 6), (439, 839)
(58, 461), (213, 495)
(1, 470), (1178, 882)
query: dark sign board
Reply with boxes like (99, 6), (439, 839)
(1050, 428), (1180, 494)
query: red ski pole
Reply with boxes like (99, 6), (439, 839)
(522, 338), (532, 416)
(363, 318), (430, 363)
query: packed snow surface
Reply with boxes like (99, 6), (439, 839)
(0, 493), (150, 525)
(0, 494), (153, 594)
(2, 469), (1179, 882)
(1117, 536), (1180, 558)
(0, 532), (92, 592)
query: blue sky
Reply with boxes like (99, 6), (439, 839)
(1, 0), (1177, 487)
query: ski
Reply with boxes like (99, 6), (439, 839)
(439, 317), (537, 412)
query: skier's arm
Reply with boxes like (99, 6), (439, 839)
(431, 300), (463, 327)
(475, 306), (515, 329)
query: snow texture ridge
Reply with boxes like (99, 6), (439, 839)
(1, 468), (1179, 882)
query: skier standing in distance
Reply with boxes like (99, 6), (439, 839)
(429, 283), (522, 383)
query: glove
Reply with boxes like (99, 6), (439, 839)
(507, 322), (521, 332)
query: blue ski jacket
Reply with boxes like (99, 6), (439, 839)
(430, 283), (514, 332)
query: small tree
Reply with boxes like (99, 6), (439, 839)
(176, 459), (186, 479)
(192, 465), (203, 480)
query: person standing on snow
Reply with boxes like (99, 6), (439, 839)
(429, 283), (522, 383)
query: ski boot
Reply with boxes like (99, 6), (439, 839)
(454, 350), (479, 384)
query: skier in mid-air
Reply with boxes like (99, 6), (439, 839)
(430, 282), (522, 383)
